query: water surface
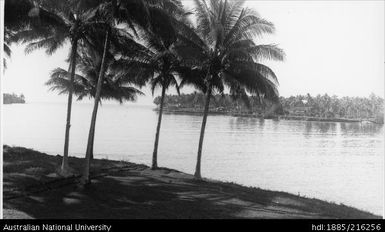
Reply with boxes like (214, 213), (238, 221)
(3, 102), (383, 215)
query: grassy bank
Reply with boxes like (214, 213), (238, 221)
(3, 145), (381, 219)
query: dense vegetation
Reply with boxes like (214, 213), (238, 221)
(280, 93), (384, 119)
(3, 93), (25, 104)
(154, 92), (384, 121)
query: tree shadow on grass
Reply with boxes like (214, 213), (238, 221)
(5, 167), (364, 219)
(5, 171), (248, 218)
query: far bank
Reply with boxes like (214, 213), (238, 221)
(155, 107), (373, 123)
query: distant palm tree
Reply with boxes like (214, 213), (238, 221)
(175, 0), (285, 179)
(11, 0), (106, 176)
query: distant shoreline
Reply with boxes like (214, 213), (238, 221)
(3, 93), (26, 105)
(3, 101), (382, 124)
(3, 102), (25, 105)
(3, 101), (155, 107)
(155, 108), (380, 124)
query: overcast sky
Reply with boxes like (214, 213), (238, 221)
(2, 0), (384, 105)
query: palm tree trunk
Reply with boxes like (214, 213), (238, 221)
(81, 30), (110, 184)
(194, 84), (212, 179)
(61, 38), (78, 174)
(90, 126), (95, 160)
(90, 135), (94, 159)
(152, 85), (166, 169)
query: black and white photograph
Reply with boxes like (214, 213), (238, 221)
(0, 0), (384, 220)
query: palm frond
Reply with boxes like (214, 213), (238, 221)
(229, 61), (279, 85)
(193, 0), (213, 41)
(248, 44), (285, 61)
(4, 43), (12, 58)
(224, 8), (275, 46)
(150, 75), (163, 95)
(223, 67), (279, 101)
(9, 28), (53, 44)
(46, 67), (87, 96)
(24, 36), (67, 55)
(28, 5), (70, 33)
(4, 0), (35, 32)
(177, 66), (207, 93)
(224, 0), (246, 34)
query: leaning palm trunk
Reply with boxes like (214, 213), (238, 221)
(152, 85), (166, 169)
(194, 84), (212, 179)
(81, 30), (110, 184)
(61, 38), (78, 175)
(90, 127), (95, 160)
(84, 128), (95, 161)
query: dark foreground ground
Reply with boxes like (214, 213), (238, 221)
(3, 145), (381, 219)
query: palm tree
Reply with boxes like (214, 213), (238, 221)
(81, 0), (186, 183)
(11, 0), (106, 176)
(115, 41), (182, 170)
(111, 1), (188, 169)
(174, 0), (285, 179)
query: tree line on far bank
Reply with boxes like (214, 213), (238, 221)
(154, 92), (384, 122)
(3, 93), (26, 104)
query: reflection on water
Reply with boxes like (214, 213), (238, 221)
(313, 122), (336, 134)
(304, 121), (313, 137)
(230, 117), (260, 131)
(3, 102), (384, 215)
(340, 122), (384, 136)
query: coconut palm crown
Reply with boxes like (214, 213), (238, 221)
(46, 45), (144, 104)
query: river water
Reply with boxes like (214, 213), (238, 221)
(2, 102), (383, 215)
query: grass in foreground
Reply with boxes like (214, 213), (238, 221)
(3, 145), (381, 219)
